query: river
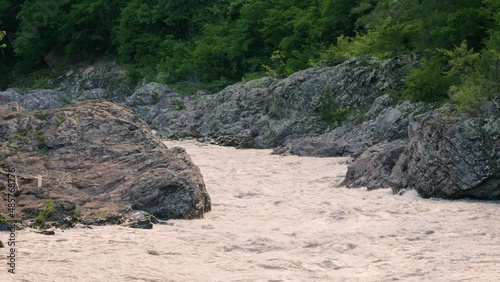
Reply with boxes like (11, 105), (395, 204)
(1, 140), (499, 281)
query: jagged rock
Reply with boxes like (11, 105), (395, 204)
(390, 111), (500, 199)
(1, 56), (421, 157)
(126, 83), (188, 136)
(388, 153), (410, 192)
(0, 101), (211, 228)
(342, 140), (406, 190)
(0, 89), (70, 111)
(52, 60), (129, 100)
(285, 98), (426, 157)
(122, 210), (159, 229)
(165, 76), (275, 146)
(75, 88), (108, 101)
(0, 62), (132, 110)
(125, 82), (174, 107)
(164, 56), (420, 152)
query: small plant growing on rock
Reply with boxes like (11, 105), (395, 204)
(60, 97), (71, 104)
(177, 103), (186, 111)
(151, 93), (161, 104)
(69, 208), (83, 227)
(317, 86), (350, 124)
(32, 77), (52, 90)
(56, 115), (66, 126)
(321, 108), (350, 123)
(268, 99), (279, 119)
(72, 113), (79, 124)
(34, 199), (55, 229)
(15, 130), (27, 137)
(37, 132), (47, 151)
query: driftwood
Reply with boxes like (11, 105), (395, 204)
(0, 168), (40, 180)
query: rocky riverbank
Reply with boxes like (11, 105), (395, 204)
(0, 56), (499, 230)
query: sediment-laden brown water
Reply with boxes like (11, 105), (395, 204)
(1, 140), (499, 281)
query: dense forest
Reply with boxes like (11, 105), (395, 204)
(0, 0), (499, 111)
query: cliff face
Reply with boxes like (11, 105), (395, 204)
(1, 57), (499, 200)
(390, 110), (500, 199)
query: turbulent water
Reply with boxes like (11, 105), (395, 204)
(1, 140), (499, 282)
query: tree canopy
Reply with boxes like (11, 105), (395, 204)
(0, 0), (498, 110)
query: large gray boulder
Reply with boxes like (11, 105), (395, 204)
(0, 60), (133, 110)
(342, 140), (406, 190)
(0, 101), (211, 228)
(390, 111), (500, 199)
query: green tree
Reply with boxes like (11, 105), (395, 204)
(57, 0), (123, 57)
(185, 0), (271, 84)
(14, 0), (68, 69)
(14, 0), (123, 70)
(329, 0), (490, 58)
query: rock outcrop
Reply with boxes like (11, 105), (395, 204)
(284, 98), (425, 157)
(163, 56), (423, 154)
(0, 101), (211, 228)
(1, 56), (424, 157)
(390, 110), (500, 199)
(342, 140), (406, 190)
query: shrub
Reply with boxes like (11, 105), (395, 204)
(32, 77), (51, 90)
(440, 41), (499, 112)
(402, 57), (456, 103)
(317, 87), (351, 124)
(34, 199), (55, 228)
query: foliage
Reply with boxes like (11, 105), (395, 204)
(321, 108), (350, 124)
(37, 133), (47, 150)
(13, 0), (122, 71)
(0, 28), (13, 89)
(320, 33), (381, 63)
(32, 77), (51, 89)
(34, 199), (55, 228)
(0, 0), (497, 112)
(70, 208), (83, 226)
(317, 87), (350, 124)
(56, 115), (67, 126)
(262, 50), (287, 78)
(268, 98), (279, 119)
(440, 41), (500, 112)
(402, 57), (457, 102)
